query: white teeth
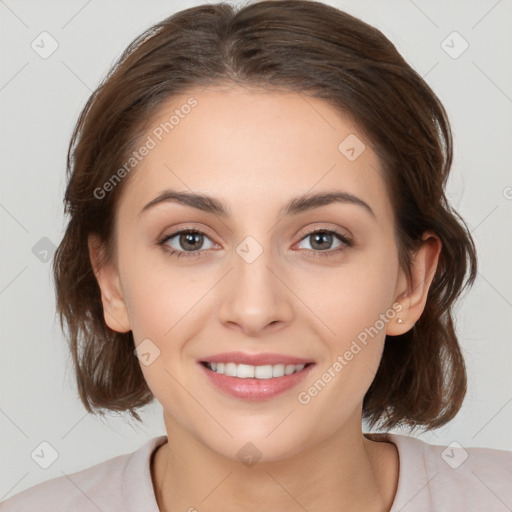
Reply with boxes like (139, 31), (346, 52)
(255, 365), (273, 379)
(285, 364), (297, 375)
(207, 362), (306, 378)
(272, 364), (285, 377)
(237, 364), (255, 378)
(224, 362), (237, 377)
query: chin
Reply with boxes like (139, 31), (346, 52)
(197, 425), (312, 465)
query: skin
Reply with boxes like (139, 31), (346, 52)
(89, 85), (441, 512)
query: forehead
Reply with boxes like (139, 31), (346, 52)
(118, 85), (392, 224)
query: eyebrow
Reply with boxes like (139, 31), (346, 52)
(139, 189), (376, 220)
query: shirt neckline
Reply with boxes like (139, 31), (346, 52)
(123, 435), (168, 512)
(124, 432), (426, 512)
(364, 432), (428, 511)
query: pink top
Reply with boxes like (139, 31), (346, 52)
(1, 433), (511, 511)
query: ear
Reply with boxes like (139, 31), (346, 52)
(88, 234), (131, 333)
(387, 230), (442, 336)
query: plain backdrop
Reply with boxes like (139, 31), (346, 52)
(1, 0), (511, 499)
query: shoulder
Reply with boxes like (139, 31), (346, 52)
(0, 452), (128, 512)
(0, 436), (167, 512)
(367, 432), (512, 512)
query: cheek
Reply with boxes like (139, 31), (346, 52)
(120, 243), (201, 340)
(299, 247), (399, 401)
(307, 249), (398, 346)
(123, 276), (174, 341)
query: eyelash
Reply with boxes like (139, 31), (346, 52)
(157, 227), (353, 260)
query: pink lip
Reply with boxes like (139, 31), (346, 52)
(199, 361), (315, 401)
(199, 351), (314, 366)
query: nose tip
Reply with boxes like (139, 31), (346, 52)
(218, 257), (294, 335)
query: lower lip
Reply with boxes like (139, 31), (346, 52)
(199, 362), (315, 401)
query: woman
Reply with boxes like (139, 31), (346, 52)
(2, 1), (510, 511)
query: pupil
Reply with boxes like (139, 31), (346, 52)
(312, 232), (332, 250)
(181, 232), (202, 250)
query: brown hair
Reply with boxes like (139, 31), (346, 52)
(53, 0), (477, 430)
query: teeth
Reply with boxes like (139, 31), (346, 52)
(206, 362), (306, 379)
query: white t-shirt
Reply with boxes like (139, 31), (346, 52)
(1, 433), (511, 511)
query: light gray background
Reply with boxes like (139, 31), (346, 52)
(1, 0), (511, 499)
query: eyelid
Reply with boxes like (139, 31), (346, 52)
(158, 223), (217, 244)
(296, 224), (353, 243)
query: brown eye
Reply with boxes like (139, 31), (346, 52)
(158, 229), (215, 257)
(296, 229), (353, 258)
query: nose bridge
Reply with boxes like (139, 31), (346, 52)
(218, 233), (293, 332)
(233, 233), (281, 303)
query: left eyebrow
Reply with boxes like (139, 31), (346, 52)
(139, 189), (376, 220)
(281, 191), (376, 219)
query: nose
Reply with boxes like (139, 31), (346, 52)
(218, 242), (294, 337)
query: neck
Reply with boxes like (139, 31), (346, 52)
(151, 412), (399, 512)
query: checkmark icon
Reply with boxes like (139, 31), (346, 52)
(441, 31), (468, 59)
(236, 236), (263, 263)
(338, 134), (365, 161)
(31, 31), (59, 59)
(441, 441), (469, 469)
(31, 441), (59, 469)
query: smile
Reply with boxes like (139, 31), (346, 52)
(202, 361), (309, 379)
(199, 361), (315, 401)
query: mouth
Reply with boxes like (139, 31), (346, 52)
(200, 361), (314, 379)
(198, 358), (316, 401)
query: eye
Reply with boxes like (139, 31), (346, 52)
(295, 229), (353, 257)
(158, 229), (215, 258)
(157, 227), (353, 259)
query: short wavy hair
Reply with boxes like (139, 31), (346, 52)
(53, 0), (477, 430)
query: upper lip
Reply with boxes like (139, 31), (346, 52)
(200, 352), (314, 366)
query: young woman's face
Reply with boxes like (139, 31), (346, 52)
(105, 85), (408, 461)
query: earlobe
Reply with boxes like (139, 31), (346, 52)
(386, 294), (411, 336)
(387, 231), (441, 336)
(87, 234), (131, 333)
